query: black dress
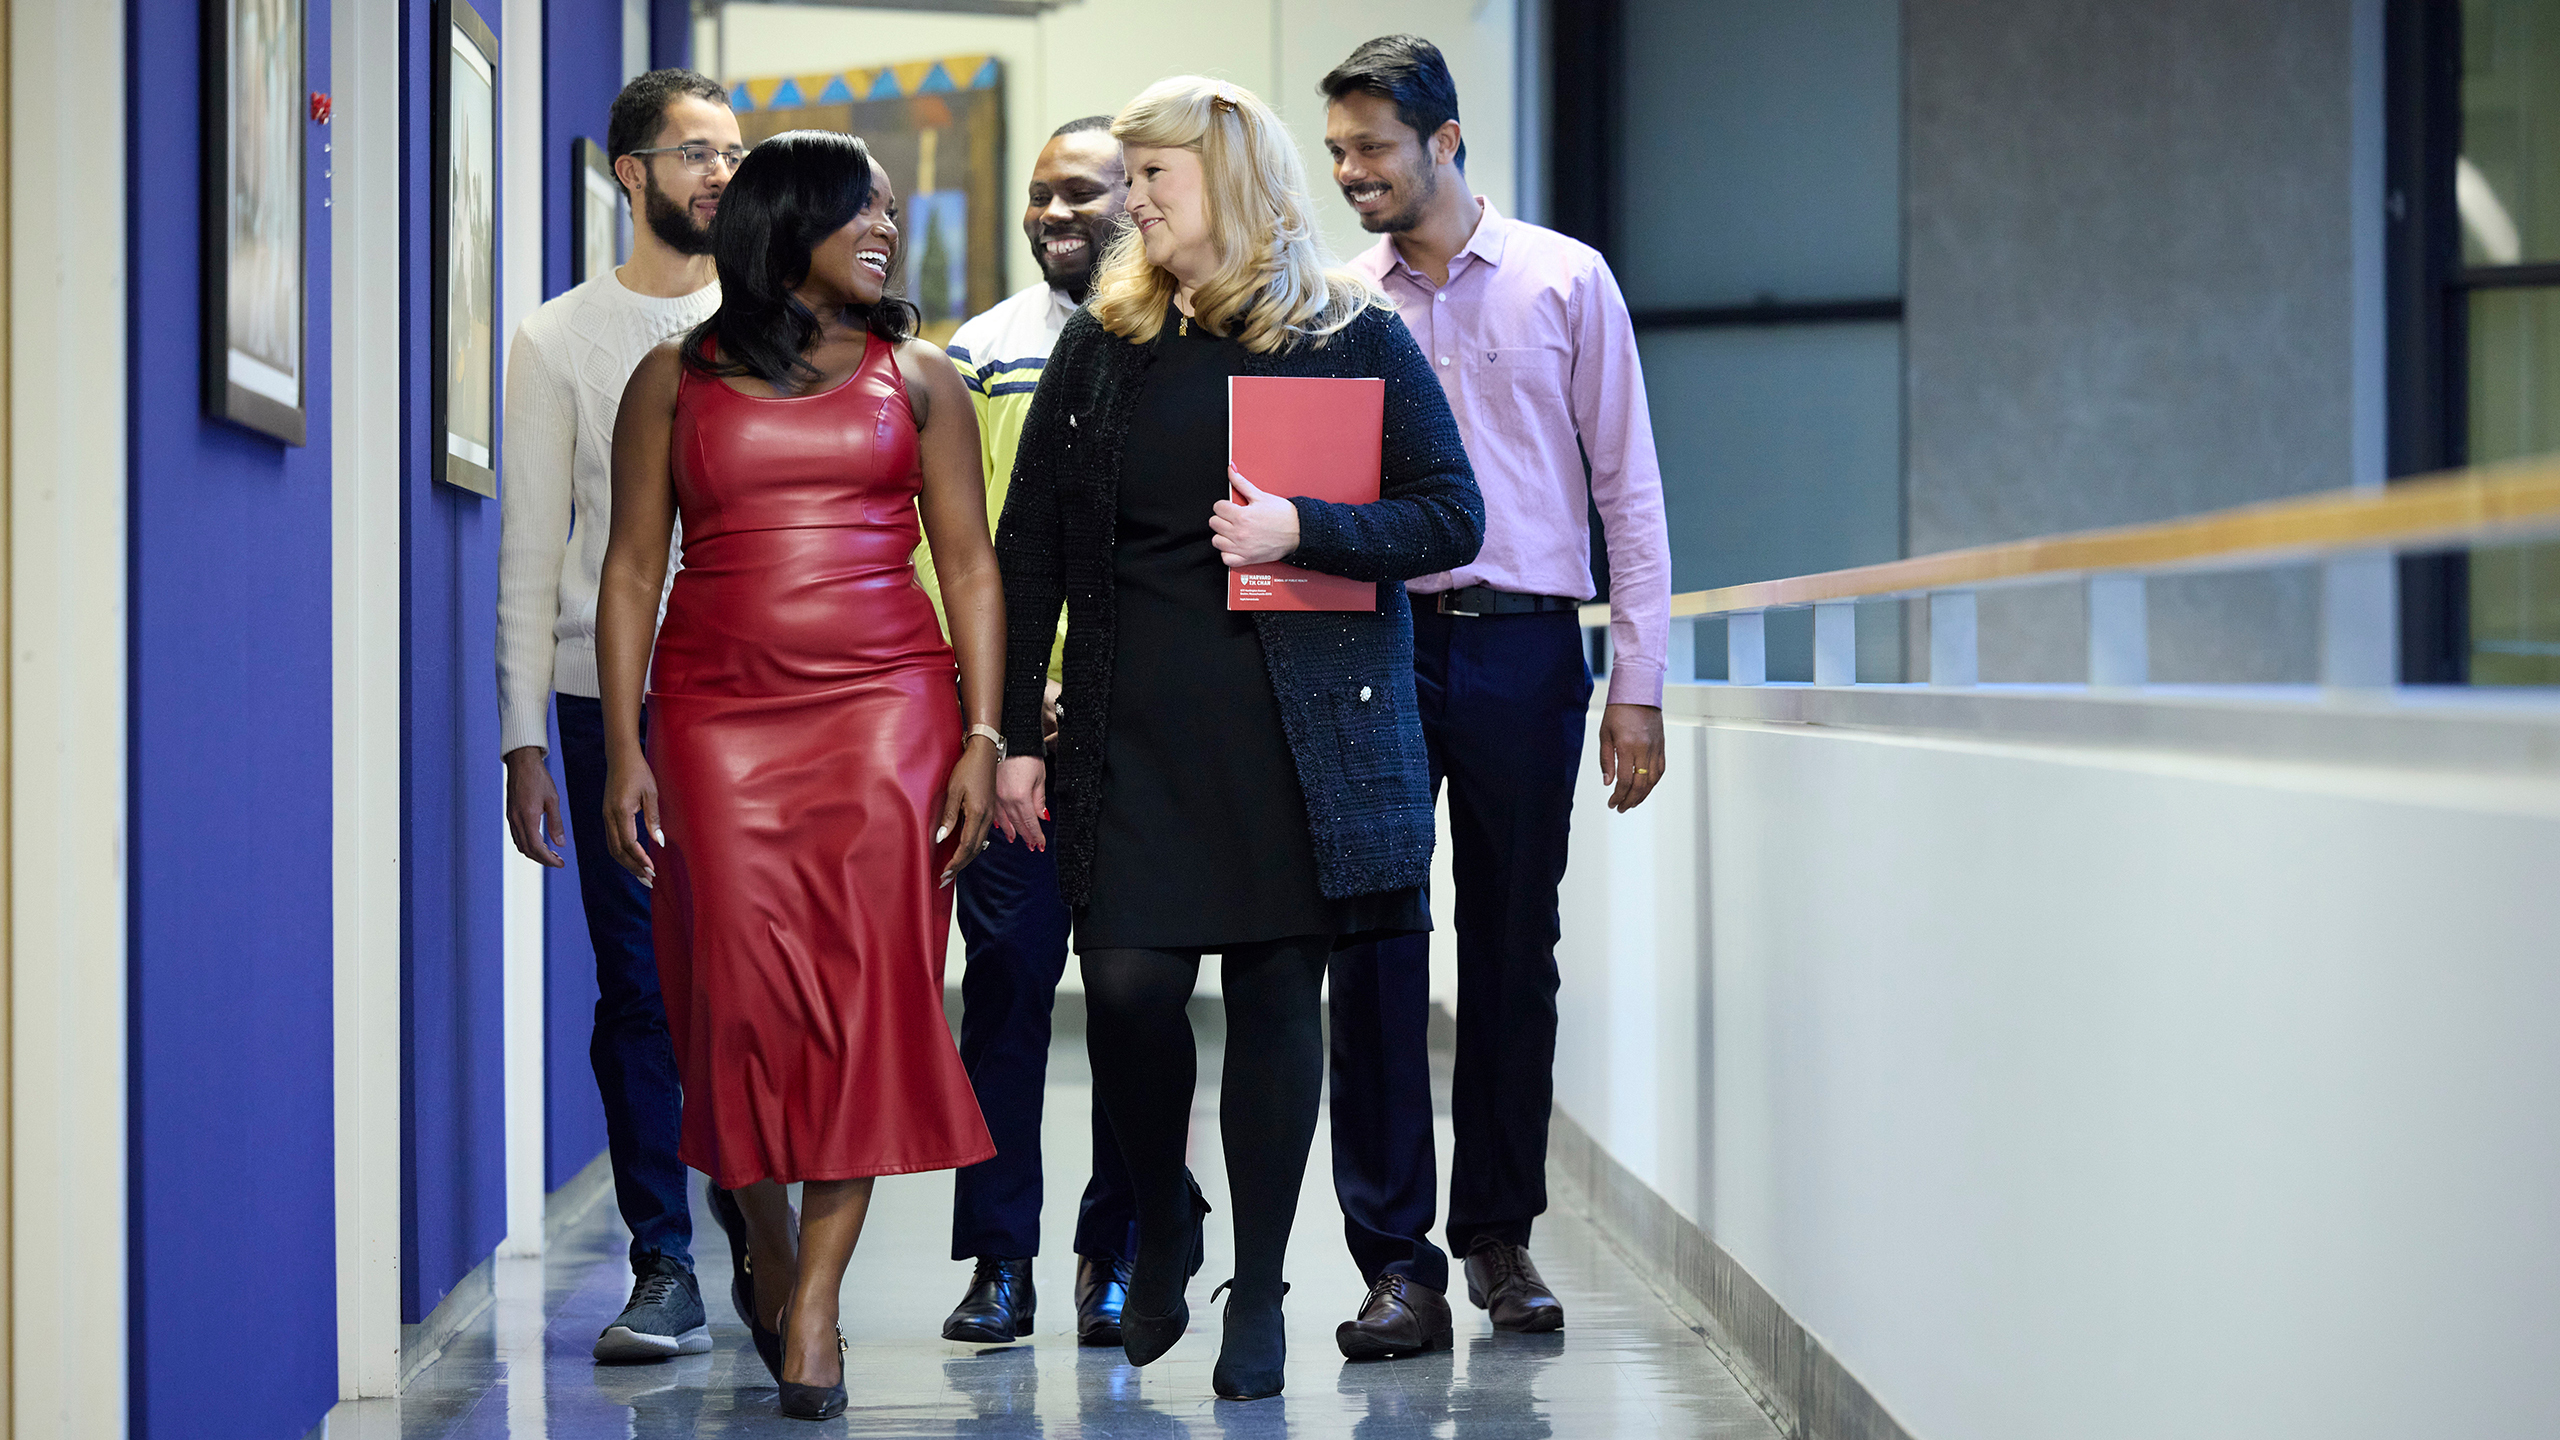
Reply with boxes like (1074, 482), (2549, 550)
(1076, 311), (1430, 952)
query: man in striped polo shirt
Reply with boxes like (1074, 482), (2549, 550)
(923, 115), (1140, 1348)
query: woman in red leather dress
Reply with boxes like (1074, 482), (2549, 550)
(595, 130), (1002, 1420)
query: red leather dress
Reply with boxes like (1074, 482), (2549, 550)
(648, 334), (994, 1188)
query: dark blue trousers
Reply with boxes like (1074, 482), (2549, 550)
(556, 694), (694, 1271)
(1329, 607), (1592, 1291)
(951, 818), (1139, 1261)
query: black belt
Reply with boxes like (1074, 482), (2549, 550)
(1431, 584), (1583, 616)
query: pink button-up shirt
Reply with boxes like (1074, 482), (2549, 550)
(1349, 198), (1673, 707)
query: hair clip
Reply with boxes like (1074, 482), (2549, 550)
(1213, 94), (1239, 114)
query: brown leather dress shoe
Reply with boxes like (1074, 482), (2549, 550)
(1335, 1273), (1455, 1359)
(1462, 1239), (1564, 1332)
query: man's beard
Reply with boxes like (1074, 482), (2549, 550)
(1354, 162), (1438, 234)
(1032, 216), (1121, 303)
(643, 172), (714, 256)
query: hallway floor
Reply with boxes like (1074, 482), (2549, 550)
(329, 1020), (1778, 1438)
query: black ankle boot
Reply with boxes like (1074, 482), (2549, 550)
(1211, 1279), (1290, 1401)
(1121, 1172), (1213, 1367)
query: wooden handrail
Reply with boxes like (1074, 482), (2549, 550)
(1579, 454), (2560, 624)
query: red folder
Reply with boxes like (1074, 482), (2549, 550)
(1227, 376), (1385, 611)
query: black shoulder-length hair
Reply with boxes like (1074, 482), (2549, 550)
(683, 129), (918, 392)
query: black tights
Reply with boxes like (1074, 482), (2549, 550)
(1082, 936), (1329, 1315)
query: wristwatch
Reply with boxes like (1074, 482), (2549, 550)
(965, 724), (1009, 763)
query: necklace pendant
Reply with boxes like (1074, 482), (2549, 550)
(1179, 314), (1189, 337)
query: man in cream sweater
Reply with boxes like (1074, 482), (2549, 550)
(498, 68), (737, 1364)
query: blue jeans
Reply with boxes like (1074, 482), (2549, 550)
(556, 694), (693, 1272)
(950, 818), (1138, 1261)
(1329, 608), (1592, 1291)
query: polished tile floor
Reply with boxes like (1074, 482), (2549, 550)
(328, 1025), (1778, 1438)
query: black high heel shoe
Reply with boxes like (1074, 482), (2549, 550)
(710, 1184), (787, 1383)
(745, 1270), (786, 1385)
(777, 1323), (848, 1421)
(1210, 1279), (1290, 1401)
(1120, 1172), (1213, 1367)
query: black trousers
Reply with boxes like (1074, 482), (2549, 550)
(949, 818), (1138, 1261)
(1328, 607), (1592, 1291)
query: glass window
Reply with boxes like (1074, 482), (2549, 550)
(2467, 287), (2560, 682)
(2460, 0), (2560, 684)
(2459, 0), (2560, 265)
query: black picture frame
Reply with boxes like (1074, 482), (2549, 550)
(202, 0), (309, 445)
(570, 137), (624, 285)
(433, 0), (500, 496)
(571, 137), (629, 286)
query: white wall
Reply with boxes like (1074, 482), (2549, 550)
(10, 1), (132, 1429)
(332, 0), (409, 1397)
(712, 0), (1517, 297)
(498, 0), (550, 1261)
(1556, 684), (2560, 1439)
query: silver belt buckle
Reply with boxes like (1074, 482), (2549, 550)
(1435, 590), (1468, 616)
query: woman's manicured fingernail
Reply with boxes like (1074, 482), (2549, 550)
(935, 824), (950, 843)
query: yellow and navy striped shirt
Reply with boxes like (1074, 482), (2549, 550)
(917, 282), (1075, 681)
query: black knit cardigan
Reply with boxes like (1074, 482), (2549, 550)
(993, 302), (1484, 909)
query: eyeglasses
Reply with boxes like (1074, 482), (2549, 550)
(629, 143), (750, 176)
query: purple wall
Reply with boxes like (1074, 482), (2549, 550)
(651, 0), (691, 70)
(538, 0), (628, 1191)
(125, 0), (340, 1433)
(401, 0), (510, 1323)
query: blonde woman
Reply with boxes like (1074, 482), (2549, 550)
(989, 77), (1481, 1400)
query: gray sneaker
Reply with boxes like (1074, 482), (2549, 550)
(594, 1256), (711, 1361)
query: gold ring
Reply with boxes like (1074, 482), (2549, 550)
(1635, 768), (1649, 775)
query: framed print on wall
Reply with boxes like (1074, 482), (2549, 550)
(729, 55), (1007, 346)
(571, 137), (629, 286)
(433, 0), (500, 496)
(203, 0), (308, 445)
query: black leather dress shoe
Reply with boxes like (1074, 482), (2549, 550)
(1334, 1273), (1455, 1359)
(1075, 1254), (1136, 1346)
(942, 1256), (1037, 1342)
(1462, 1239), (1564, 1333)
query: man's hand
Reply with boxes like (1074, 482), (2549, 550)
(504, 747), (568, 867)
(1041, 679), (1063, 751)
(1597, 703), (1665, 812)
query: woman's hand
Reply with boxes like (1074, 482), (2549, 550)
(936, 736), (1001, 885)
(995, 756), (1049, 851)
(1210, 468), (1302, 567)
(602, 753), (664, 886)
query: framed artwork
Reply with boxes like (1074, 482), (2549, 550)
(728, 56), (1006, 346)
(433, 0), (500, 496)
(202, 0), (308, 445)
(571, 137), (630, 286)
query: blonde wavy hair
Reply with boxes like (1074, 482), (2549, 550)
(1087, 76), (1380, 354)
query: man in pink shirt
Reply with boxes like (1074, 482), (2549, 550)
(1320, 35), (1673, 1359)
